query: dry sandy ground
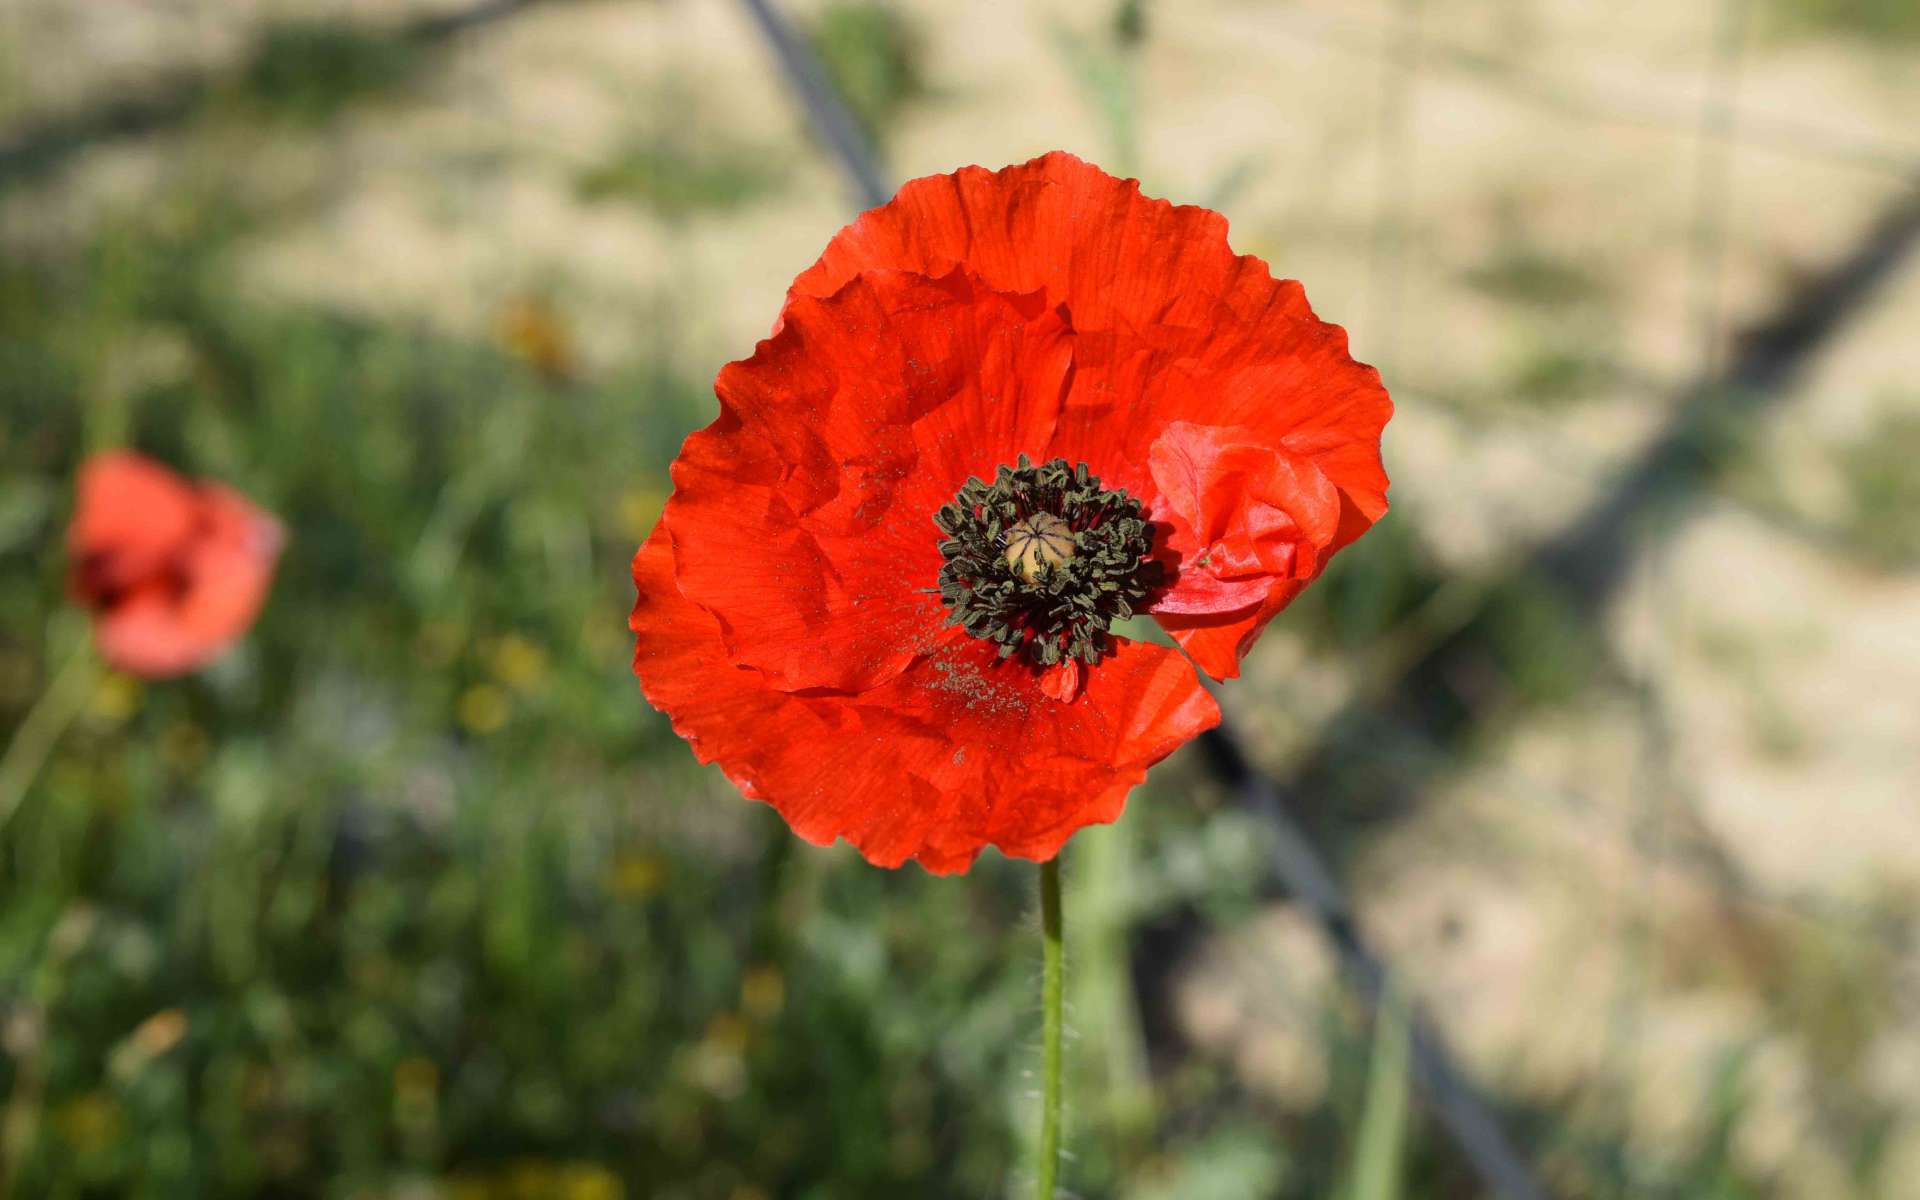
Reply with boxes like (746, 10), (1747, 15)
(7, 0), (1919, 1193)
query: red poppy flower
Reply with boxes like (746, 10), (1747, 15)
(67, 451), (284, 679)
(631, 152), (1390, 874)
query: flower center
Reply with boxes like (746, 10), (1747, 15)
(933, 456), (1162, 667)
(1004, 513), (1074, 582)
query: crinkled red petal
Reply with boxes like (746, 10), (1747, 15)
(631, 524), (1219, 874)
(667, 270), (1074, 695)
(795, 151), (1313, 337)
(1045, 307), (1390, 678)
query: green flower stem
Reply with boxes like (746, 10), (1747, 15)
(1037, 855), (1064, 1199)
(0, 638), (96, 838)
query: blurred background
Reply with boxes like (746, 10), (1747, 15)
(2, 1), (1918, 1197)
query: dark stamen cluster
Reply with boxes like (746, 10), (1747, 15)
(933, 456), (1161, 667)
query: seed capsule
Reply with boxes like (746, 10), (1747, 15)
(1004, 513), (1074, 582)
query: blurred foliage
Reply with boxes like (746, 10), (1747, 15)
(1765, 0), (1920, 43)
(1050, 1), (1148, 176)
(1717, 397), (1920, 575)
(1463, 241), (1614, 311)
(1499, 339), (1620, 407)
(233, 23), (418, 125)
(0, 39), (22, 126)
(577, 138), (789, 220)
(1834, 403), (1920, 570)
(1113, 0), (1151, 49)
(1468, 575), (1605, 709)
(1464, 215), (1623, 410)
(1342, 987), (1410, 1200)
(806, 2), (929, 157)
(1280, 510), (1446, 657)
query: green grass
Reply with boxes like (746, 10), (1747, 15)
(233, 23), (419, 125)
(1343, 984), (1411, 1200)
(1715, 398), (1920, 574)
(1464, 228), (1623, 409)
(1765, 0), (1920, 43)
(1464, 244), (1613, 311)
(576, 139), (789, 220)
(808, 2), (930, 157)
(1502, 339), (1619, 406)
(1835, 403), (1920, 570)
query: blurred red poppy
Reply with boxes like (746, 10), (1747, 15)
(631, 152), (1390, 873)
(67, 452), (283, 679)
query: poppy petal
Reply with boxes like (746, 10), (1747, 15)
(666, 269), (1072, 694)
(168, 485), (283, 661)
(68, 453), (281, 679)
(67, 451), (200, 601)
(795, 151), (1312, 337)
(632, 524), (1219, 874)
(1147, 421), (1343, 612)
(1044, 302), (1388, 679)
